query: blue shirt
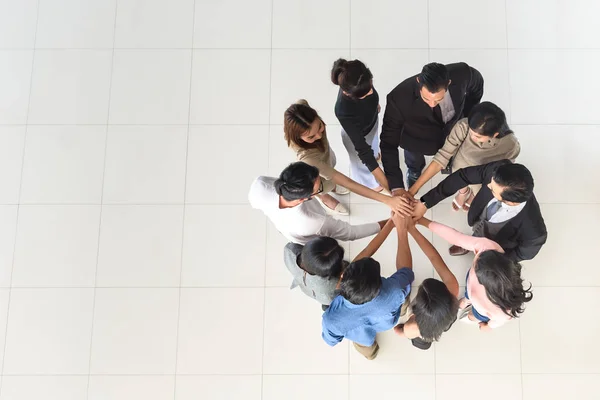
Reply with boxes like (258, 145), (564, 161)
(321, 267), (414, 347)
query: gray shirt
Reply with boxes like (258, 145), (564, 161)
(283, 243), (340, 306)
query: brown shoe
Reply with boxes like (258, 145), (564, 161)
(449, 245), (469, 256)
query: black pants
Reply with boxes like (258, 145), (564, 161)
(403, 150), (426, 173)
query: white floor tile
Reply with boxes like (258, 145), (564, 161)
(265, 221), (295, 287)
(270, 49), (349, 125)
(435, 318), (522, 374)
(0, 376), (88, 400)
(521, 287), (600, 373)
(349, 50), (429, 112)
(0, 289), (8, 369)
(263, 287), (348, 374)
(90, 288), (179, 374)
(507, 0), (600, 49)
(514, 125), (600, 203)
(429, 0), (507, 49)
(351, 0), (428, 49)
(194, 0), (272, 48)
(509, 50), (600, 124)
(28, 50), (112, 124)
(190, 50), (270, 125)
(186, 125), (269, 204)
(0, 127), (25, 204)
(20, 126), (106, 204)
(0, 206), (18, 288)
(349, 375), (435, 400)
(176, 288), (264, 374)
(522, 374), (600, 400)
(109, 50), (192, 124)
(0, 0), (38, 49)
(272, 0), (349, 49)
(3, 288), (94, 374)
(436, 374), (522, 400)
(429, 50), (511, 122)
(115, 0), (194, 49)
(267, 124), (298, 177)
(181, 205), (265, 287)
(97, 206), (183, 287)
(175, 376), (262, 400)
(0, 50), (33, 124)
(103, 126), (187, 204)
(349, 329), (435, 374)
(264, 375), (348, 400)
(12, 205), (100, 287)
(35, 0), (117, 49)
(88, 376), (175, 400)
(522, 204), (600, 286)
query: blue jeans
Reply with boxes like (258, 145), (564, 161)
(465, 271), (490, 323)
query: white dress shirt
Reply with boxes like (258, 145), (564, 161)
(485, 198), (527, 223)
(248, 177), (380, 245)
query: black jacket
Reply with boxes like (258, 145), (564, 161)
(421, 160), (548, 262)
(381, 62), (484, 189)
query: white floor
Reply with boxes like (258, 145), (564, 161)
(0, 0), (599, 399)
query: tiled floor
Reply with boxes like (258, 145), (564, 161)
(0, 0), (598, 399)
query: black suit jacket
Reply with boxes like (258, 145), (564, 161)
(381, 62), (484, 190)
(421, 160), (548, 262)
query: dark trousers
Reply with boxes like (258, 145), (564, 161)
(403, 150), (426, 173)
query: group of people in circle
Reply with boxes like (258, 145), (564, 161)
(249, 59), (548, 359)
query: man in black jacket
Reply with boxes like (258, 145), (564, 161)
(381, 62), (484, 195)
(411, 160), (547, 262)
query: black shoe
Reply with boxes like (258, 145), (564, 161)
(411, 337), (432, 350)
(406, 169), (421, 188)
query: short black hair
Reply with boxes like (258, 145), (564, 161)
(274, 162), (319, 201)
(301, 237), (345, 278)
(412, 278), (459, 342)
(331, 58), (373, 99)
(468, 101), (513, 138)
(493, 163), (534, 203)
(475, 251), (533, 318)
(340, 258), (382, 305)
(419, 63), (450, 93)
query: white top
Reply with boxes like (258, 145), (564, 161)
(248, 176), (380, 245)
(486, 198), (527, 223)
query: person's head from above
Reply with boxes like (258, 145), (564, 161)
(340, 257), (382, 305)
(404, 278), (459, 342)
(468, 101), (513, 143)
(274, 162), (322, 207)
(474, 250), (533, 318)
(284, 100), (326, 150)
(488, 163), (534, 206)
(331, 58), (374, 99)
(300, 237), (346, 278)
(416, 62), (450, 108)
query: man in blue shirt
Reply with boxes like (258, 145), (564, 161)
(321, 213), (414, 359)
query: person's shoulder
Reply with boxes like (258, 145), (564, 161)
(386, 267), (415, 286)
(284, 242), (303, 256)
(248, 176), (276, 204)
(389, 75), (418, 98)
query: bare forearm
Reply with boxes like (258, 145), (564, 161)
(416, 216), (432, 228)
(353, 219), (394, 261)
(333, 171), (388, 204)
(409, 162), (443, 196)
(371, 167), (389, 191)
(396, 229), (412, 270)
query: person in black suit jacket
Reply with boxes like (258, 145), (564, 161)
(411, 160), (547, 262)
(380, 62), (484, 196)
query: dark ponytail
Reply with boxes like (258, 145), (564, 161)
(330, 58), (373, 99)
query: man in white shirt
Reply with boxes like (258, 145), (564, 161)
(249, 162), (386, 245)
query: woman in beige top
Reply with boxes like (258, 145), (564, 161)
(284, 100), (412, 216)
(408, 102), (520, 211)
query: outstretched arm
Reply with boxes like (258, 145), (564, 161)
(408, 225), (459, 297)
(353, 219), (395, 262)
(392, 213), (412, 270)
(416, 217), (503, 254)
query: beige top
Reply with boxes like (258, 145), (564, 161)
(290, 138), (336, 180)
(432, 118), (520, 170)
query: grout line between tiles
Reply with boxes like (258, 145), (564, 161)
(84, 1), (119, 398)
(0, 0), (41, 396)
(261, 0), (275, 397)
(173, 1), (197, 398)
(6, 47), (600, 50)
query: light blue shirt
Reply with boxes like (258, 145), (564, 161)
(321, 267), (414, 347)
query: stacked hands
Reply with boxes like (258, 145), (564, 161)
(385, 190), (427, 223)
